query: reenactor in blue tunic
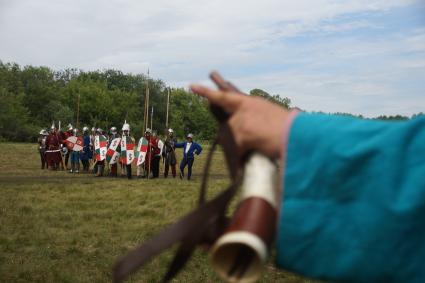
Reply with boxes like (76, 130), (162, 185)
(175, 133), (202, 180)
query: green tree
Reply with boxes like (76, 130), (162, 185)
(20, 65), (59, 125)
(169, 88), (217, 140)
(249, 88), (291, 109)
(0, 87), (34, 141)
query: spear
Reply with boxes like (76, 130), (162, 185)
(76, 92), (80, 129)
(144, 69), (150, 133)
(166, 87), (170, 128)
(148, 106), (153, 180)
(150, 106), (153, 133)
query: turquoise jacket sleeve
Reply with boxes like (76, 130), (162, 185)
(276, 113), (425, 283)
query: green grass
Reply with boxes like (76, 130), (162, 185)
(0, 143), (316, 283)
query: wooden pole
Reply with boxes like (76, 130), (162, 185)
(148, 106), (153, 180)
(150, 106), (153, 133)
(146, 87), (150, 130)
(145, 69), (150, 132)
(143, 85), (146, 134)
(76, 93), (80, 129)
(143, 86), (147, 133)
(166, 87), (170, 129)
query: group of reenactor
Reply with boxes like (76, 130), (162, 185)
(37, 121), (203, 180)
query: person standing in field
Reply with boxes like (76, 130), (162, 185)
(62, 124), (73, 170)
(163, 128), (177, 178)
(80, 126), (92, 172)
(143, 129), (155, 178)
(94, 128), (107, 177)
(108, 126), (120, 177)
(45, 124), (62, 170)
(121, 122), (135, 179)
(175, 133), (202, 180)
(90, 127), (97, 173)
(151, 132), (162, 178)
(69, 128), (81, 173)
(37, 129), (48, 169)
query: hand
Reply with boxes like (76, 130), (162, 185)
(190, 73), (290, 160)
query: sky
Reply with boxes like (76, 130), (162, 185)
(0, 0), (424, 117)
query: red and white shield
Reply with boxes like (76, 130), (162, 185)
(66, 136), (84, 151)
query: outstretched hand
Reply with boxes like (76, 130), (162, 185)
(190, 72), (290, 160)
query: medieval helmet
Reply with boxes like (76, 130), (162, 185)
(73, 128), (79, 135)
(50, 122), (56, 131)
(62, 146), (68, 154)
(145, 128), (152, 134)
(39, 129), (47, 135)
(82, 126), (89, 133)
(168, 128), (174, 133)
(122, 121), (130, 132)
(96, 128), (103, 134)
(110, 126), (117, 134)
(91, 127), (96, 132)
(67, 123), (73, 131)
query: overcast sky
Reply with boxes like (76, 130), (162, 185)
(1, 0), (424, 117)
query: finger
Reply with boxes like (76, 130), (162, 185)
(228, 114), (247, 158)
(210, 72), (241, 93)
(190, 85), (242, 112)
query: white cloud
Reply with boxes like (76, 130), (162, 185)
(0, 0), (423, 116)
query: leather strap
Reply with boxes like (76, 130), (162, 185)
(112, 74), (246, 283)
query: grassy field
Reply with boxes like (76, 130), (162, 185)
(0, 143), (316, 283)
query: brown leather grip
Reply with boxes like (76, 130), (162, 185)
(226, 197), (277, 247)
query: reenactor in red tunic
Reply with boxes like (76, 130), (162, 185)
(45, 124), (62, 170)
(140, 128), (158, 178)
(151, 132), (161, 178)
(62, 124), (73, 169)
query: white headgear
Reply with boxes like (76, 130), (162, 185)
(145, 128), (152, 134)
(122, 120), (130, 131)
(187, 133), (193, 139)
(83, 126), (89, 133)
(67, 123), (73, 131)
(168, 128), (174, 133)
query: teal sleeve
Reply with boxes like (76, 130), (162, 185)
(276, 113), (425, 283)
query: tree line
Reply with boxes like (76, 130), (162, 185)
(0, 60), (421, 142)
